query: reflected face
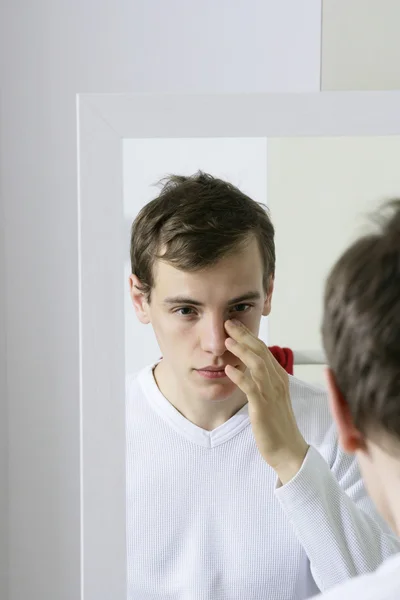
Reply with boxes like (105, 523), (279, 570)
(131, 237), (272, 402)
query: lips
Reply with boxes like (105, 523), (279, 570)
(196, 368), (228, 380)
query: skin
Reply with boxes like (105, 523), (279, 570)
(223, 320), (309, 483)
(325, 369), (400, 536)
(130, 236), (309, 484)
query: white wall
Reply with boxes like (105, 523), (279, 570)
(123, 137), (269, 374)
(0, 120), (8, 599)
(0, 2), (320, 598)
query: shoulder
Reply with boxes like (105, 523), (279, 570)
(309, 555), (400, 600)
(125, 370), (140, 394)
(125, 370), (140, 392)
(288, 375), (333, 446)
(288, 374), (328, 407)
(125, 363), (159, 428)
(125, 363), (154, 401)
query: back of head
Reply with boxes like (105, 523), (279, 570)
(130, 171), (275, 302)
(322, 199), (400, 452)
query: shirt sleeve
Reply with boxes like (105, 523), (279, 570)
(274, 440), (400, 593)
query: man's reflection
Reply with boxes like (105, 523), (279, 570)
(126, 172), (400, 599)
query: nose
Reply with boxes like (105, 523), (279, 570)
(200, 314), (228, 357)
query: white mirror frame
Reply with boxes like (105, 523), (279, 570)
(77, 91), (400, 600)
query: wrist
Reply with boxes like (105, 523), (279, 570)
(273, 440), (310, 485)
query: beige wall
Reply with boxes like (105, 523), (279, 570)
(268, 135), (400, 384)
(322, 0), (400, 90)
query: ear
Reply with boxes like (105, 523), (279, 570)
(262, 276), (274, 316)
(129, 274), (151, 324)
(325, 367), (366, 453)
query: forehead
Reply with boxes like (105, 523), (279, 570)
(153, 238), (264, 301)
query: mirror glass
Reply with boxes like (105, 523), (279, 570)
(123, 134), (400, 386)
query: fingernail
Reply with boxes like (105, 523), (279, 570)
(229, 319), (240, 327)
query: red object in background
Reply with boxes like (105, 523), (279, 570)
(268, 346), (294, 375)
(158, 346), (294, 376)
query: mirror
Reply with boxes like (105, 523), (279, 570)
(123, 134), (400, 386)
(77, 91), (400, 600)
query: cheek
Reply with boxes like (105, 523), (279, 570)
(241, 311), (262, 333)
(153, 315), (191, 345)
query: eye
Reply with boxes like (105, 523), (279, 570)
(231, 303), (252, 313)
(174, 307), (197, 317)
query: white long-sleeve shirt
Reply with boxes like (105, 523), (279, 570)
(309, 553), (400, 600)
(126, 362), (400, 600)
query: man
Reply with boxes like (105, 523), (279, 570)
(126, 172), (400, 600)
(307, 200), (400, 599)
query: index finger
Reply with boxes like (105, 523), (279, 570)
(225, 320), (265, 354)
(225, 320), (281, 375)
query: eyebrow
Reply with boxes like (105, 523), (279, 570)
(163, 291), (262, 307)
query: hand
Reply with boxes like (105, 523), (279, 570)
(224, 319), (309, 484)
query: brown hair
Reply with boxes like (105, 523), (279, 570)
(130, 171), (275, 301)
(322, 199), (400, 448)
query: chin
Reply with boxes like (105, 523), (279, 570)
(199, 382), (237, 403)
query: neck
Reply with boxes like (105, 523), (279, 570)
(379, 467), (400, 536)
(153, 360), (248, 431)
(367, 442), (400, 536)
